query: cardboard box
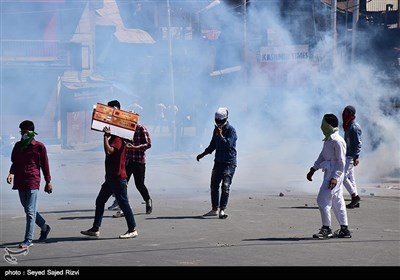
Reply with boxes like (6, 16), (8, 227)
(91, 103), (139, 140)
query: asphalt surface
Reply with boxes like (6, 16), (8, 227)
(0, 145), (399, 273)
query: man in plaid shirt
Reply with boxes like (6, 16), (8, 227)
(111, 123), (153, 217)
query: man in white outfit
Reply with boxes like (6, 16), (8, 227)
(306, 113), (352, 239)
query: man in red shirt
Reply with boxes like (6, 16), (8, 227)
(110, 122), (153, 217)
(81, 100), (138, 239)
(6, 120), (53, 248)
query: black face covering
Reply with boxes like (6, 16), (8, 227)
(215, 118), (227, 127)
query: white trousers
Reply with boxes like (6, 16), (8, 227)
(343, 157), (358, 196)
(316, 177), (348, 227)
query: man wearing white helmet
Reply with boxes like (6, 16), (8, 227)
(196, 107), (237, 219)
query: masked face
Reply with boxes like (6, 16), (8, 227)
(214, 107), (228, 127)
(20, 129), (29, 140)
(215, 118), (227, 128)
(342, 109), (351, 119)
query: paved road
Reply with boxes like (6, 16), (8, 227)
(0, 147), (399, 273)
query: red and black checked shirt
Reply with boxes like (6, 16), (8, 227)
(126, 124), (151, 164)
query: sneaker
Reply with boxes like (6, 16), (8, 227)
(119, 230), (138, 239)
(19, 239), (33, 248)
(347, 202), (360, 209)
(113, 210), (125, 218)
(346, 195), (361, 209)
(333, 228), (352, 238)
(108, 199), (120, 211)
(203, 210), (218, 217)
(80, 228), (100, 237)
(219, 210), (228, 219)
(38, 225), (51, 241)
(313, 227), (333, 239)
(146, 199), (153, 214)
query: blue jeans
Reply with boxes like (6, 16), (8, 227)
(18, 189), (46, 241)
(210, 162), (236, 210)
(94, 179), (136, 231)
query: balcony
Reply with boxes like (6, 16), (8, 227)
(0, 39), (73, 69)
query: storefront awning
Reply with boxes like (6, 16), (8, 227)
(114, 27), (155, 44)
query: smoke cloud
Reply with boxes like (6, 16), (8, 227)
(1, 1), (399, 200)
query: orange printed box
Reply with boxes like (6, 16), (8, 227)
(111, 116), (137, 131)
(113, 110), (139, 123)
(93, 111), (113, 124)
(95, 103), (114, 115)
(91, 103), (140, 140)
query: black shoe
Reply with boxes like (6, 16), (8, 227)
(346, 195), (361, 209)
(313, 227), (333, 239)
(38, 225), (51, 241)
(219, 210), (228, 219)
(334, 228), (352, 238)
(80, 227), (100, 237)
(146, 199), (152, 214)
(347, 202), (360, 209)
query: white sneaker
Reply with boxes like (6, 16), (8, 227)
(219, 210), (228, 219)
(119, 230), (138, 239)
(113, 210), (124, 218)
(108, 200), (120, 211)
(203, 210), (218, 217)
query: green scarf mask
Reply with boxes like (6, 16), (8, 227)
(20, 131), (37, 151)
(321, 118), (338, 141)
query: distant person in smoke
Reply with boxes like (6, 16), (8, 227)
(342, 105), (362, 209)
(306, 113), (351, 239)
(196, 107), (237, 219)
(6, 120), (53, 248)
(166, 104), (179, 134)
(153, 102), (167, 134)
(108, 121), (153, 218)
(126, 101), (143, 116)
(81, 100), (138, 239)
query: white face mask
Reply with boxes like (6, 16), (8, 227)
(21, 133), (29, 140)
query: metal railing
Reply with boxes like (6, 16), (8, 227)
(0, 39), (70, 65)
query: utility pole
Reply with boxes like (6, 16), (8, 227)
(243, 0), (247, 84)
(351, 0), (360, 65)
(331, 0), (337, 64)
(398, 0), (400, 28)
(166, 0), (176, 150)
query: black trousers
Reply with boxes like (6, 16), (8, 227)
(126, 160), (151, 202)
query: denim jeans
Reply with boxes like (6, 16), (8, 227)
(210, 162), (236, 210)
(94, 179), (136, 231)
(18, 189), (46, 241)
